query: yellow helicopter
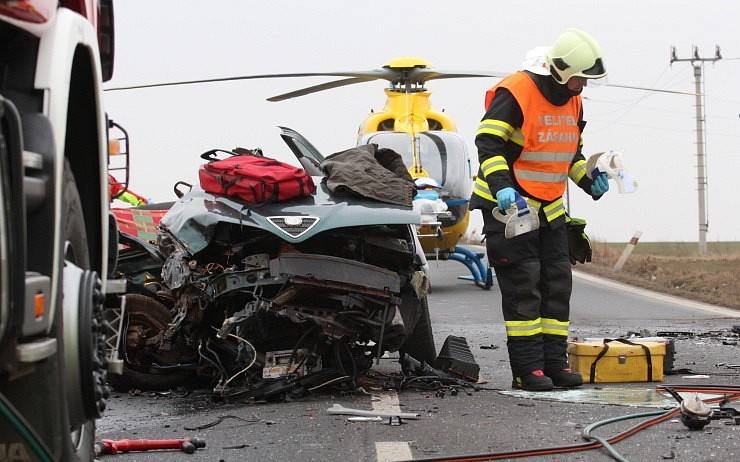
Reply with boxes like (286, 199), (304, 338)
(106, 57), (508, 287)
(257, 57), (506, 288)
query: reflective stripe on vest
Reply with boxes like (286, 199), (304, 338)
(520, 151), (576, 162)
(486, 72), (581, 202)
(515, 170), (569, 183)
(472, 177), (565, 222)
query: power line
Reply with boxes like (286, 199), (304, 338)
(586, 66), (693, 131)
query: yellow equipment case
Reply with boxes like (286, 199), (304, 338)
(568, 339), (665, 383)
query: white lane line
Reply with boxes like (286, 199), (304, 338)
(373, 390), (413, 461)
(376, 442), (413, 462)
(372, 390), (402, 413)
(573, 270), (740, 318)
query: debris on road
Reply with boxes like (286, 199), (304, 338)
(479, 344), (499, 350)
(223, 444), (250, 450)
(654, 328), (740, 344)
(183, 414), (260, 431)
(435, 336), (480, 382)
(95, 437), (206, 456)
(679, 394), (712, 430)
(347, 416), (383, 422)
(326, 403), (420, 420)
(500, 387), (678, 408)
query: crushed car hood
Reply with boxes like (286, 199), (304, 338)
(161, 178), (420, 255)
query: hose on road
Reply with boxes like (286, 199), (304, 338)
(410, 385), (740, 462)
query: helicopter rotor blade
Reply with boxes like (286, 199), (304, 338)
(104, 70), (393, 91)
(410, 69), (510, 82)
(267, 77), (379, 101)
(104, 64), (700, 98)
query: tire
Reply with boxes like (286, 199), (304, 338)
(108, 366), (192, 392)
(62, 160), (96, 461)
(107, 293), (193, 392)
(63, 161), (90, 269)
(399, 292), (437, 364)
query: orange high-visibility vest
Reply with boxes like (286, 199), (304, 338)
(485, 72), (581, 201)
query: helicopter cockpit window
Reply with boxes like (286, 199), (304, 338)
(427, 119), (443, 131)
(360, 131), (472, 199)
(377, 119), (395, 131)
(361, 132), (411, 161)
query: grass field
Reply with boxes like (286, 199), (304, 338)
(601, 241), (740, 257)
(581, 241), (740, 309)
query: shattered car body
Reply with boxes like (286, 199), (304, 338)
(109, 128), (434, 400)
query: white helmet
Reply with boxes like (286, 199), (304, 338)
(522, 46), (551, 76)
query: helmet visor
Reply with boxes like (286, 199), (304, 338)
(581, 58), (606, 78)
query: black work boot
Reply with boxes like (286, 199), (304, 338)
(545, 368), (583, 388)
(512, 369), (554, 391)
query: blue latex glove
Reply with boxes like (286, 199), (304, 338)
(591, 173), (609, 196)
(495, 187), (517, 211)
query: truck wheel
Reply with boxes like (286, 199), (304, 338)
(62, 161), (96, 461)
(399, 292), (437, 364)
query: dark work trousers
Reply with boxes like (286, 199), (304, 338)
(485, 219), (572, 377)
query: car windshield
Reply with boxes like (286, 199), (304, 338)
(360, 131), (472, 199)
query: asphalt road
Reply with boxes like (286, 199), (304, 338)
(97, 261), (740, 462)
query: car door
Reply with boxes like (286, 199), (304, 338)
(279, 126), (325, 176)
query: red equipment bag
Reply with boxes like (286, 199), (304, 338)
(198, 149), (315, 204)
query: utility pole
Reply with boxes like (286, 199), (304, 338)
(670, 45), (721, 255)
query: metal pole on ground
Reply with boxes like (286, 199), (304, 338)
(613, 231), (642, 272)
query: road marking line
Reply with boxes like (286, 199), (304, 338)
(376, 442), (413, 462)
(573, 270), (740, 318)
(373, 390), (413, 461)
(372, 390), (402, 413)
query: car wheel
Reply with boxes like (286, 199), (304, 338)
(399, 291), (437, 364)
(107, 294), (193, 392)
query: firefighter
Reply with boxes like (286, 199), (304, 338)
(470, 28), (610, 391)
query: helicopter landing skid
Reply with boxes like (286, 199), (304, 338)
(449, 246), (494, 290)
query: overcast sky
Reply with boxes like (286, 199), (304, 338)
(104, 0), (740, 243)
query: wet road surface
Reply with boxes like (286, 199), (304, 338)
(97, 261), (740, 461)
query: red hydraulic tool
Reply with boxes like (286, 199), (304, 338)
(95, 437), (206, 456)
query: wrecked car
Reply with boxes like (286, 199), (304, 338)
(108, 127), (434, 400)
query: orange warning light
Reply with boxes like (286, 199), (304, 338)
(34, 293), (45, 319)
